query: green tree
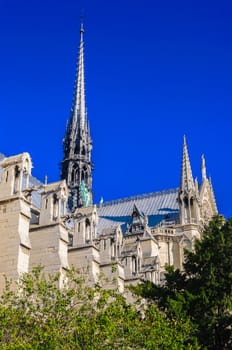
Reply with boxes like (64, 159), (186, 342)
(0, 266), (198, 349)
(136, 216), (232, 349)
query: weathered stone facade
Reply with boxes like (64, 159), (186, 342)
(0, 25), (218, 293)
(0, 140), (217, 292)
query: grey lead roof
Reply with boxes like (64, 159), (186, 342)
(0, 152), (180, 231)
(97, 188), (179, 233)
(29, 175), (42, 209)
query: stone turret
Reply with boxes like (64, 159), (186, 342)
(39, 180), (68, 225)
(99, 226), (125, 292)
(199, 154), (218, 223)
(29, 180), (69, 287)
(68, 205), (100, 285)
(0, 153), (32, 292)
(0, 152), (32, 199)
(178, 136), (200, 225)
(127, 204), (148, 235)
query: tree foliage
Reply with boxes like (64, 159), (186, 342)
(0, 266), (197, 349)
(136, 216), (232, 349)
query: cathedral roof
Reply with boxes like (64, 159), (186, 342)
(29, 175), (42, 208)
(97, 188), (179, 233)
(0, 153), (179, 231)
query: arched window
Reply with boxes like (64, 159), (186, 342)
(22, 168), (28, 190)
(74, 144), (79, 154)
(68, 232), (73, 247)
(14, 166), (20, 193)
(53, 194), (58, 220)
(71, 169), (75, 183)
(132, 256), (137, 274)
(71, 165), (78, 184)
(60, 200), (65, 216)
(85, 218), (91, 241)
(15, 166), (20, 178)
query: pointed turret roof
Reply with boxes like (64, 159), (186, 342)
(71, 22), (86, 131)
(180, 135), (194, 193)
(132, 203), (145, 218)
(209, 176), (218, 213)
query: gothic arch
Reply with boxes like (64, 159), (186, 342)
(71, 164), (78, 184)
(85, 218), (91, 241)
(13, 165), (20, 193)
(81, 170), (85, 182)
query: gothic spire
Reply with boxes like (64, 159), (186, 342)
(178, 136), (200, 225)
(209, 176), (218, 213)
(72, 22), (86, 131)
(180, 135), (194, 193)
(61, 23), (93, 212)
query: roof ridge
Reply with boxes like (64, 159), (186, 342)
(97, 187), (179, 208)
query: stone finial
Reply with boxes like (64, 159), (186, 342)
(201, 154), (207, 181)
(180, 135), (194, 193)
(72, 21), (86, 131)
(195, 176), (199, 195)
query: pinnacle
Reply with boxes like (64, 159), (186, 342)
(181, 136), (194, 192)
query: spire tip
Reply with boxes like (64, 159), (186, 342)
(201, 153), (207, 180)
(80, 22), (84, 34)
(80, 11), (85, 37)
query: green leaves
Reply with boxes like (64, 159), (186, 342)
(0, 267), (196, 349)
(136, 215), (232, 350)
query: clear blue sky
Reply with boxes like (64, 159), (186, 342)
(0, 0), (232, 217)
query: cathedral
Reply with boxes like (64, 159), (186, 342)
(0, 25), (218, 292)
